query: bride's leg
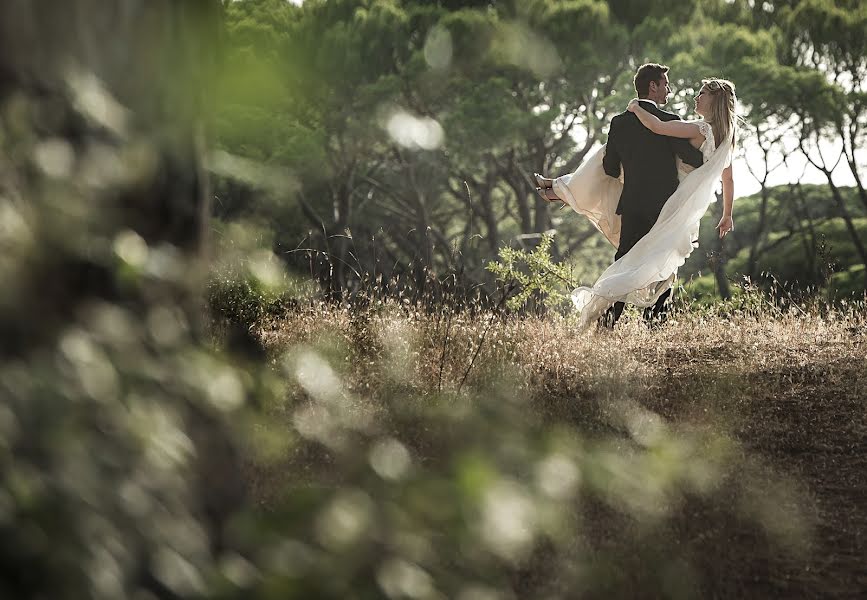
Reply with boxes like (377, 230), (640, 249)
(545, 188), (564, 202)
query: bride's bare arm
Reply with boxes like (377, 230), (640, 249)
(717, 164), (734, 238)
(627, 99), (702, 140)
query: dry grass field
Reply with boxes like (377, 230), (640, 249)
(242, 300), (867, 598)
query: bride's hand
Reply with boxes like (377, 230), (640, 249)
(717, 215), (734, 238)
(627, 98), (640, 113)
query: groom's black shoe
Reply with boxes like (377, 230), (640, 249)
(642, 289), (671, 329)
(599, 302), (625, 329)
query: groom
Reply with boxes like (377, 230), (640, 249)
(601, 63), (705, 327)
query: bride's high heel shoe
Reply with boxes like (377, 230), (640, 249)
(534, 172), (553, 189)
(535, 187), (566, 209)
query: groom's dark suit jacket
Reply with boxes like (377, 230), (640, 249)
(603, 100), (704, 258)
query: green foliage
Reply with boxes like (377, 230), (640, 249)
(729, 218), (867, 285)
(486, 233), (576, 311)
(211, 0), (867, 302)
(0, 4), (258, 598)
(678, 184), (865, 298)
(4, 3), (867, 599)
(207, 220), (320, 328)
(208, 275), (297, 329)
(675, 273), (776, 317)
(828, 264), (867, 299)
(607, 0), (699, 29)
(787, 0), (867, 69)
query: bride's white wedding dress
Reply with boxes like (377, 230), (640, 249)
(552, 120), (732, 329)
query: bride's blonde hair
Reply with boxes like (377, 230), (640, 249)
(701, 78), (738, 150)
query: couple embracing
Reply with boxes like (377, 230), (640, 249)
(535, 63), (738, 330)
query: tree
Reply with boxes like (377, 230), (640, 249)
(216, 0), (632, 294)
(215, 0), (867, 299)
(752, 0), (867, 284)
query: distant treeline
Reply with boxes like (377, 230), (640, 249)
(212, 0), (867, 299)
(683, 183), (865, 299)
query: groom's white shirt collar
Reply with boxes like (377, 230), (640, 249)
(638, 98), (658, 108)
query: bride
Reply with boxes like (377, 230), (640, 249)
(536, 77), (738, 329)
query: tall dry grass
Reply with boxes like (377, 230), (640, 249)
(233, 295), (866, 597)
(258, 298), (866, 403)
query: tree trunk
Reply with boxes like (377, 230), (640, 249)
(788, 182), (819, 283)
(799, 130), (867, 285)
(838, 120), (867, 215)
(827, 179), (867, 285)
(533, 198), (552, 236)
(504, 173), (534, 234)
(747, 185), (771, 279)
(479, 187), (500, 255)
(332, 179), (354, 293)
(712, 191), (731, 299)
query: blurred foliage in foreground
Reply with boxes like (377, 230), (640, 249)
(0, 2), (864, 599)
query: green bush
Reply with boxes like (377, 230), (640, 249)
(207, 275), (299, 328)
(486, 233), (576, 312)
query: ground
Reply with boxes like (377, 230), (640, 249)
(243, 302), (866, 598)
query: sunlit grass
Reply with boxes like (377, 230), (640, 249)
(211, 292), (867, 596)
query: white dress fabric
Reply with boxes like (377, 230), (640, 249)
(553, 120), (731, 329)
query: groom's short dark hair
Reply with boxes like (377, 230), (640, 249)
(634, 63), (669, 97)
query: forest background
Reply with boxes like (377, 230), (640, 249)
(214, 0), (867, 305)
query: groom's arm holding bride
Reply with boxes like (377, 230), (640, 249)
(627, 99), (735, 238)
(627, 99), (706, 150)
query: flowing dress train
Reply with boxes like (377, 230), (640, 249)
(553, 122), (731, 329)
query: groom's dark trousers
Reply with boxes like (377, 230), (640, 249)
(601, 100), (704, 327)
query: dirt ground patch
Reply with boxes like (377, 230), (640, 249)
(256, 308), (867, 598)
